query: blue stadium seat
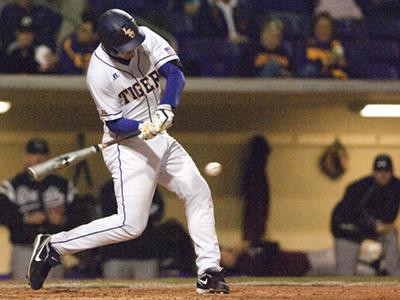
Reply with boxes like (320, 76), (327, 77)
(170, 12), (195, 38)
(334, 20), (368, 41)
(342, 40), (369, 79)
(89, 0), (148, 15)
(179, 38), (241, 77)
(365, 63), (399, 79)
(366, 40), (400, 64)
(254, 0), (314, 15)
(264, 12), (311, 40)
(290, 39), (307, 75)
(367, 17), (400, 40)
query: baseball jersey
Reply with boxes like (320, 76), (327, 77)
(0, 172), (76, 244)
(86, 26), (179, 135)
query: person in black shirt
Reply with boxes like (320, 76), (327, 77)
(331, 154), (400, 275)
(2, 17), (38, 74)
(0, 138), (78, 279)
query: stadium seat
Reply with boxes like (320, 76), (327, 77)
(179, 38), (241, 77)
(365, 63), (399, 79)
(290, 39), (307, 75)
(366, 40), (400, 64)
(342, 40), (369, 79)
(334, 20), (368, 41)
(264, 12), (311, 40)
(254, 0), (314, 16)
(170, 12), (195, 38)
(367, 17), (400, 40)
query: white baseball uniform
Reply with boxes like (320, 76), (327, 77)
(49, 27), (222, 274)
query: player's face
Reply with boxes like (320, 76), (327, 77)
(373, 170), (392, 186)
(116, 49), (136, 60)
(24, 153), (48, 167)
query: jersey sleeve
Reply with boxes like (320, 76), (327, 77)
(141, 27), (179, 70)
(86, 66), (123, 122)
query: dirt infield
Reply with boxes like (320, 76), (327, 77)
(1, 279), (400, 299)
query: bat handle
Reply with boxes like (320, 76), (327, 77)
(93, 144), (106, 152)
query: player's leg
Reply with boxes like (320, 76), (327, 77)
(12, 244), (64, 280)
(379, 229), (400, 275)
(334, 238), (360, 275)
(50, 141), (158, 253)
(158, 136), (229, 294)
(28, 138), (163, 289)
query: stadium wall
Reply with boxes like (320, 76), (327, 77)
(1, 76), (400, 274)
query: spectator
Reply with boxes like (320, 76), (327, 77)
(193, 0), (252, 44)
(56, 10), (98, 75)
(1, 15), (57, 74)
(98, 180), (164, 279)
(238, 18), (291, 77)
(314, 0), (363, 20)
(241, 135), (271, 245)
(0, 137), (78, 279)
(331, 154), (400, 275)
(222, 135), (271, 266)
(0, 0), (62, 49)
(298, 13), (348, 79)
(2, 18), (38, 74)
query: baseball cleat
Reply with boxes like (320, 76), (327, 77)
(27, 234), (60, 290)
(196, 268), (230, 294)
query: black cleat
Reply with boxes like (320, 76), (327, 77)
(196, 268), (230, 294)
(27, 234), (60, 290)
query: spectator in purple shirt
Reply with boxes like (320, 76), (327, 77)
(56, 10), (98, 75)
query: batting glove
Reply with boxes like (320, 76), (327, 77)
(138, 121), (157, 140)
(154, 104), (174, 133)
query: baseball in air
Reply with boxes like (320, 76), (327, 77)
(204, 162), (222, 177)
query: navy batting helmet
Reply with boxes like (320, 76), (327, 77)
(97, 9), (145, 54)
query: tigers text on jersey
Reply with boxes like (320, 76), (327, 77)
(86, 26), (179, 135)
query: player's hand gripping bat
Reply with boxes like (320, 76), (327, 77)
(27, 130), (141, 181)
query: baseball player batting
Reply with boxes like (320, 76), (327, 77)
(27, 9), (229, 294)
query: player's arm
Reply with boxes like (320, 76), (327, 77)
(153, 60), (186, 132)
(159, 60), (185, 108)
(106, 118), (157, 140)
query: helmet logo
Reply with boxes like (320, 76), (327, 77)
(122, 27), (135, 38)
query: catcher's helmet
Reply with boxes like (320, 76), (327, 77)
(97, 9), (145, 54)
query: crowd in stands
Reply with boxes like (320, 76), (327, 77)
(0, 0), (399, 79)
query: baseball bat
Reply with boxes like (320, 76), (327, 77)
(27, 130), (141, 181)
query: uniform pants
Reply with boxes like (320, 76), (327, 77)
(334, 229), (400, 275)
(50, 133), (221, 275)
(12, 244), (64, 280)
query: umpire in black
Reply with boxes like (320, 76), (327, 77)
(331, 154), (400, 275)
(0, 138), (78, 279)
